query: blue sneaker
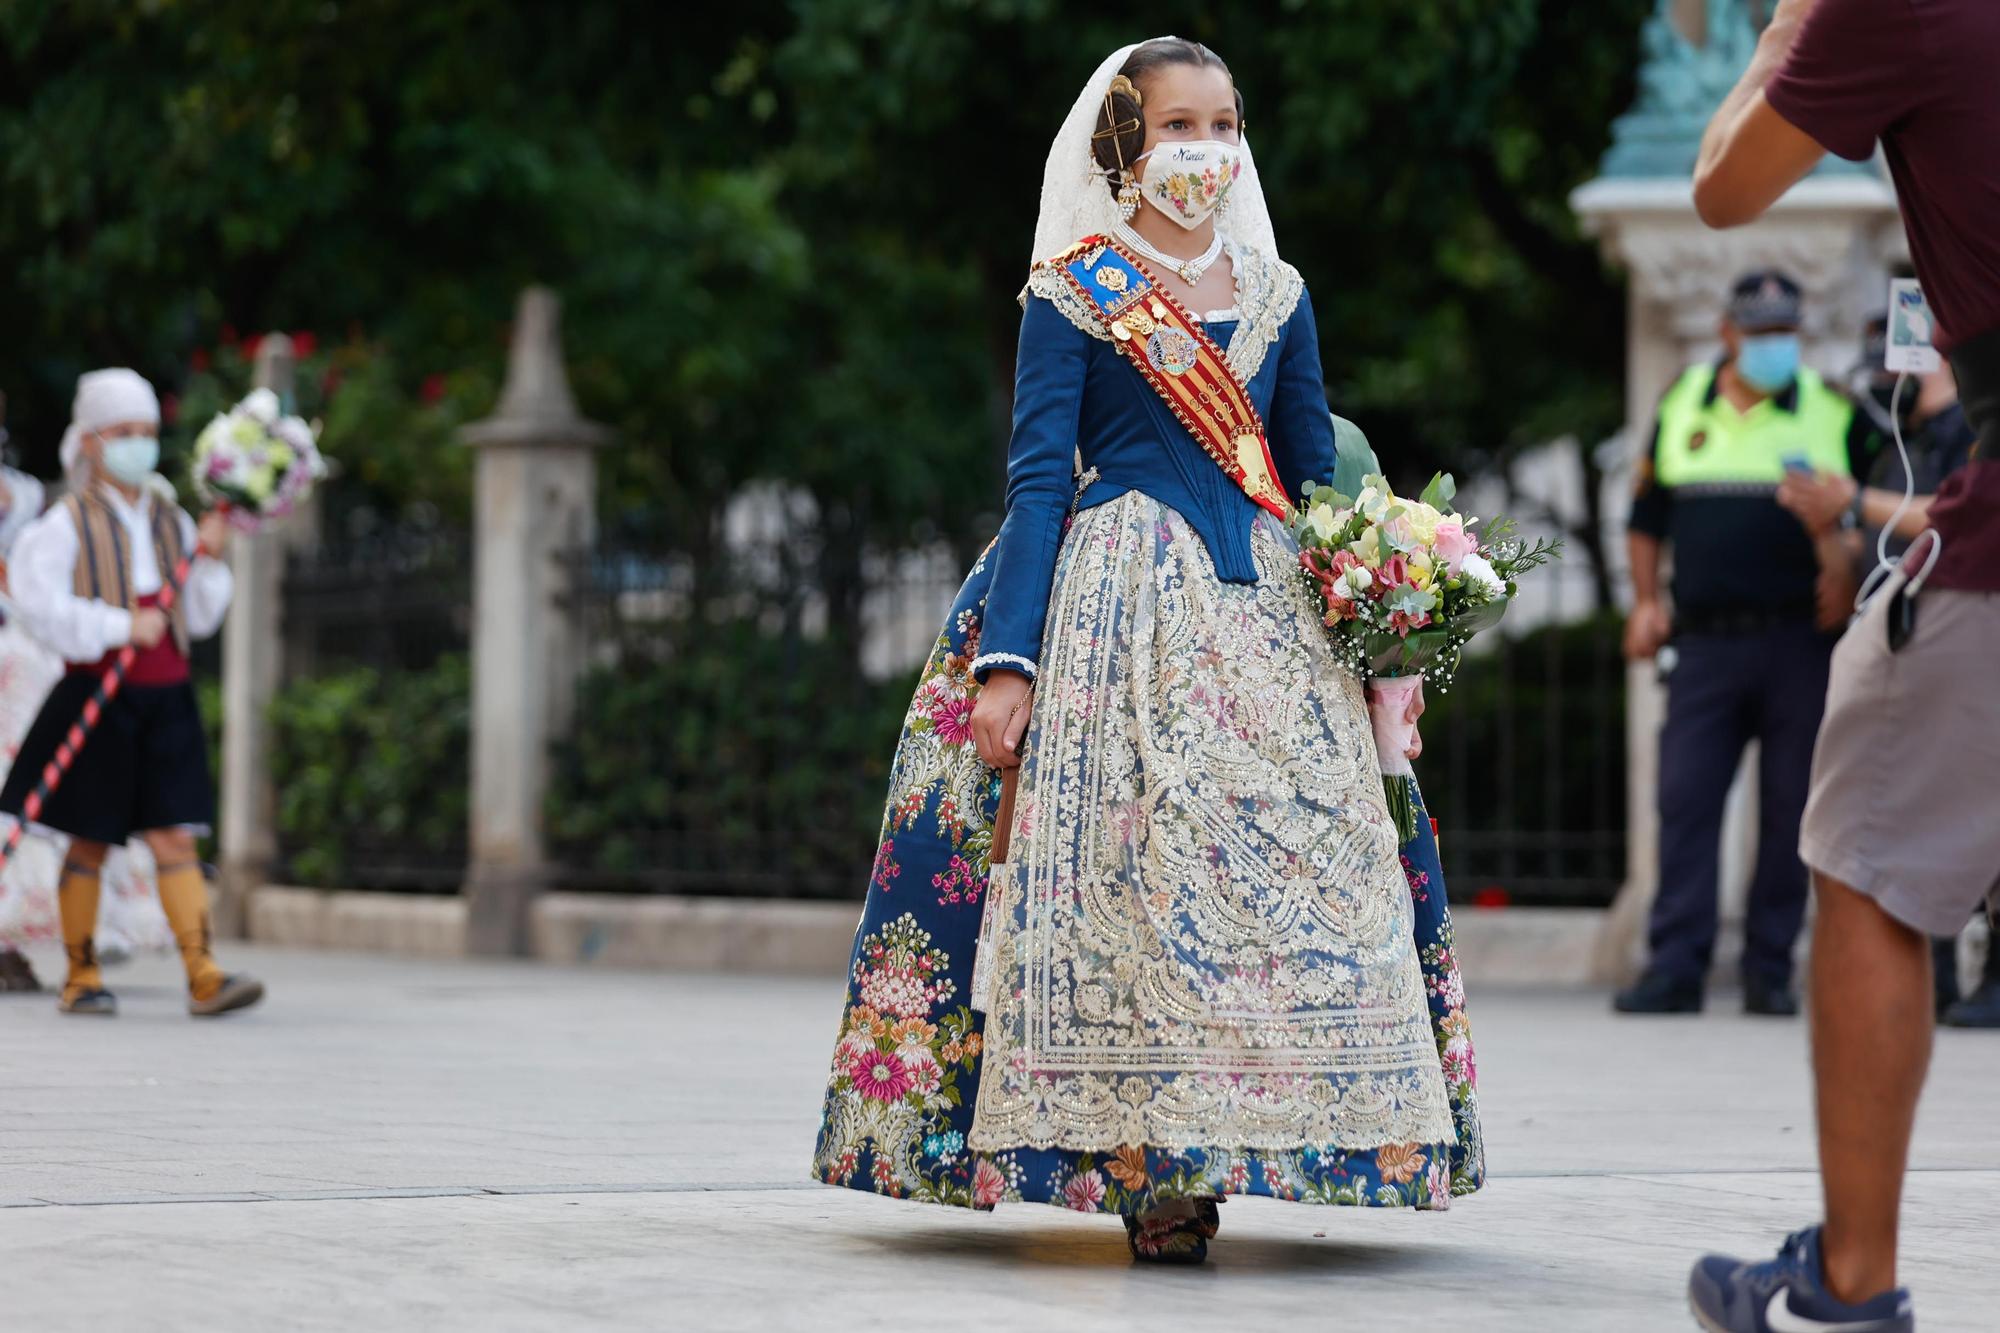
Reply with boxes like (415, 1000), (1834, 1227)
(1689, 1226), (1913, 1331)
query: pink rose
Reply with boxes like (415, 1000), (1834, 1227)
(1433, 520), (1478, 575)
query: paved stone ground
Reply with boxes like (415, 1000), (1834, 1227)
(2, 943), (1995, 1331)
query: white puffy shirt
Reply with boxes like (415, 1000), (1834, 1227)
(8, 481), (234, 664)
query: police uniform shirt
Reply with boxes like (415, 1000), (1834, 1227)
(1628, 361), (1857, 619)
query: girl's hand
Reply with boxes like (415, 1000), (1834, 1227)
(197, 509), (230, 558)
(971, 668), (1033, 769)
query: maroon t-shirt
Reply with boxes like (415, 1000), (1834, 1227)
(1769, 0), (2000, 594)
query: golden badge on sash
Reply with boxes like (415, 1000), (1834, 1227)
(1146, 327), (1199, 376)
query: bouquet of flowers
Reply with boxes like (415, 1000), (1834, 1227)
(190, 387), (327, 528)
(1291, 458), (1561, 841)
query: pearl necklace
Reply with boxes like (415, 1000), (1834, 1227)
(1114, 222), (1225, 286)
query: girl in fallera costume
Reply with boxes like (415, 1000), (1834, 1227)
(810, 38), (1482, 1262)
(0, 368), (262, 1017)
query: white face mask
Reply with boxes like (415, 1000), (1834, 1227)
(1135, 139), (1244, 230)
(99, 434), (160, 484)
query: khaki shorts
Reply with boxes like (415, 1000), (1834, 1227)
(1800, 576), (2000, 936)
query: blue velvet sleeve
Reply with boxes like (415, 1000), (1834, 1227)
(1263, 288), (1338, 498)
(971, 296), (1090, 683)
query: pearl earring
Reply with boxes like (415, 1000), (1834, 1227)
(1117, 173), (1141, 222)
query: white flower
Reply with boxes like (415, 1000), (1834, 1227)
(1339, 565), (1373, 596)
(240, 387), (282, 425)
(1459, 552), (1506, 596)
(1306, 502), (1340, 541)
(1404, 502), (1442, 544)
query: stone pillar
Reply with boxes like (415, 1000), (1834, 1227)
(1572, 0), (1902, 984)
(461, 288), (607, 956)
(217, 334), (302, 937)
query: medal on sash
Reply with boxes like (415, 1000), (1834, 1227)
(1042, 234), (1293, 520)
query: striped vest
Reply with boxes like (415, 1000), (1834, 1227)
(62, 490), (190, 657)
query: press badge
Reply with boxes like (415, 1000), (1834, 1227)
(1885, 278), (1940, 374)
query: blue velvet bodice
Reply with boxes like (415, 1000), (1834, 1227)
(972, 287), (1338, 682)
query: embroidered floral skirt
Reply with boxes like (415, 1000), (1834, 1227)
(812, 493), (1484, 1214)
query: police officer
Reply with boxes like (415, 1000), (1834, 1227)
(1617, 269), (1859, 1017)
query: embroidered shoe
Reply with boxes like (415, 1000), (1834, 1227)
(1689, 1226), (1913, 1332)
(189, 973), (264, 1017)
(1124, 1198), (1221, 1266)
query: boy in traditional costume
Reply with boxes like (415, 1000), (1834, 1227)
(810, 39), (1482, 1263)
(0, 368), (261, 1016)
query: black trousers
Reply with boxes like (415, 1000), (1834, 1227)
(1648, 621), (1835, 986)
(0, 675), (214, 846)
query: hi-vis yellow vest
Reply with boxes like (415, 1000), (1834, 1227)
(1653, 363), (1852, 488)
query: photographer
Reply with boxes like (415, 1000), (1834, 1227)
(1682, 1), (2000, 1329)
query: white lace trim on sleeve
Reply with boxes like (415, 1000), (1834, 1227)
(971, 651), (1039, 680)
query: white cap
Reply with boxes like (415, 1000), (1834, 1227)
(59, 367), (160, 476)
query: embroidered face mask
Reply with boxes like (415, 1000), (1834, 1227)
(1135, 139), (1243, 230)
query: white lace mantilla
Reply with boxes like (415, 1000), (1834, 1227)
(1022, 238), (1303, 388)
(966, 492), (1455, 1154)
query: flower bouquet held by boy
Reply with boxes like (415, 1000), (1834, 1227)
(1291, 451), (1562, 841)
(191, 386), (327, 524)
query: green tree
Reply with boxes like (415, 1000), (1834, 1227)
(0, 1), (1649, 605)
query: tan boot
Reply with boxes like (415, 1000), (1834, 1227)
(56, 862), (115, 1015)
(155, 861), (263, 1016)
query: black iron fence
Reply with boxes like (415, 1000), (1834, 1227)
(279, 523), (472, 680)
(272, 521), (472, 890)
(544, 535), (1629, 907)
(264, 506), (1627, 905)
(543, 537), (946, 899)
(1421, 614), (1628, 906)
